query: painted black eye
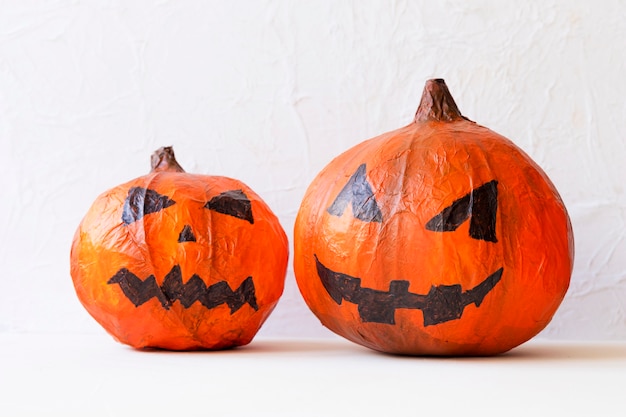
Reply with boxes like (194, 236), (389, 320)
(425, 180), (498, 242)
(326, 164), (383, 223)
(122, 187), (176, 225)
(205, 189), (254, 224)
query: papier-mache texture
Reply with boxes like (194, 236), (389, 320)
(294, 79), (574, 356)
(70, 147), (289, 350)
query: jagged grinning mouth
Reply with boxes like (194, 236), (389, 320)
(314, 255), (503, 326)
(107, 265), (258, 313)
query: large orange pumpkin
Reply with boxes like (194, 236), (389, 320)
(294, 79), (574, 356)
(71, 147), (288, 350)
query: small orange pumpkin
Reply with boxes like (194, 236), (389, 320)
(71, 147), (288, 350)
(294, 79), (574, 356)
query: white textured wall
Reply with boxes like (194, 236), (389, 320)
(1, 0), (625, 340)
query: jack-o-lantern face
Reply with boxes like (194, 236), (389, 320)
(106, 187), (258, 313)
(317, 170), (503, 327)
(294, 79), (573, 356)
(71, 147), (288, 350)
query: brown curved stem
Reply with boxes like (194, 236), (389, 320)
(414, 79), (467, 123)
(150, 146), (185, 173)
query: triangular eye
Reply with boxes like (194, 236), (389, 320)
(425, 180), (498, 242)
(327, 164), (383, 223)
(122, 187), (176, 225)
(205, 189), (254, 224)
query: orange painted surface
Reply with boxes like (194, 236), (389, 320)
(294, 80), (573, 356)
(71, 148), (288, 350)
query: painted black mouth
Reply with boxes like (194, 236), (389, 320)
(314, 255), (502, 326)
(107, 265), (258, 313)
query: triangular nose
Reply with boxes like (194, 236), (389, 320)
(178, 225), (196, 242)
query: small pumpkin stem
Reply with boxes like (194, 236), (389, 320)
(414, 78), (467, 123)
(150, 146), (186, 173)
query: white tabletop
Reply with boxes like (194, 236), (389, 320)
(1, 333), (625, 416)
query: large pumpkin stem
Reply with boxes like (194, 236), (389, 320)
(414, 79), (468, 123)
(150, 146), (186, 173)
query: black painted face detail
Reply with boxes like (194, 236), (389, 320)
(318, 178), (502, 325)
(315, 255), (503, 326)
(114, 187), (258, 313)
(122, 187), (176, 225)
(327, 164), (383, 223)
(205, 189), (254, 224)
(425, 180), (498, 242)
(178, 225), (196, 242)
(107, 265), (258, 313)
